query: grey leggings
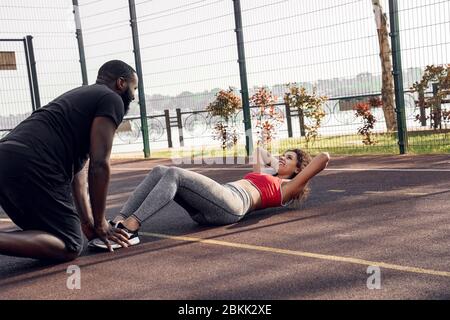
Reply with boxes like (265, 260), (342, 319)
(119, 165), (252, 225)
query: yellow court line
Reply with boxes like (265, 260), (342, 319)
(404, 192), (429, 196)
(141, 232), (450, 278)
(364, 191), (431, 196)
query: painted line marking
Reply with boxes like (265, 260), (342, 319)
(325, 168), (450, 172)
(328, 190), (346, 193)
(141, 232), (450, 278)
(111, 167), (450, 173)
(404, 192), (429, 196)
(1, 217), (447, 277)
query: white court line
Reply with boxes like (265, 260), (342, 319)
(330, 190), (432, 196)
(111, 167), (450, 172)
(325, 168), (450, 172)
(110, 167), (248, 172)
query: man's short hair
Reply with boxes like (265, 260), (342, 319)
(96, 60), (136, 83)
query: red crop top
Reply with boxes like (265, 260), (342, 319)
(243, 172), (283, 209)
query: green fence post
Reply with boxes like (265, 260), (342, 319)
(389, 0), (408, 154)
(24, 35), (41, 110)
(128, 0), (150, 158)
(233, 0), (253, 157)
(72, 0), (88, 86)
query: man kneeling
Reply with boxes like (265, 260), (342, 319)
(0, 60), (136, 261)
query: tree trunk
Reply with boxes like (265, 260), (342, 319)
(372, 0), (398, 132)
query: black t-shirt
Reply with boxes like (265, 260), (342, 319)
(1, 84), (125, 182)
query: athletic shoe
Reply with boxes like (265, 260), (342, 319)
(88, 221), (140, 250)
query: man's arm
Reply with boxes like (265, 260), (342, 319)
(88, 117), (114, 227)
(89, 117), (130, 250)
(71, 166), (95, 240)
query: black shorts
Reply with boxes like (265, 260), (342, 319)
(0, 141), (83, 253)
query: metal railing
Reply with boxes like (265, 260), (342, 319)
(114, 89), (448, 154)
(1, 0), (449, 155)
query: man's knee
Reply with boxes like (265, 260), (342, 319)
(60, 250), (80, 262)
(60, 240), (83, 262)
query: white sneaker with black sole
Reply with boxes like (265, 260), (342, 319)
(88, 221), (140, 250)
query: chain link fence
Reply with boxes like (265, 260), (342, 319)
(1, 0), (448, 155)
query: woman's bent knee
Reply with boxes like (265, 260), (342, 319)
(164, 166), (182, 177)
(152, 165), (169, 173)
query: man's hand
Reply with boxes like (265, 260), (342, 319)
(81, 220), (96, 241)
(94, 219), (131, 252)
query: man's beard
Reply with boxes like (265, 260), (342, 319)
(120, 86), (133, 115)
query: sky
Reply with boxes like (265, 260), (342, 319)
(0, 0), (449, 118)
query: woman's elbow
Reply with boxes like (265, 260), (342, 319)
(321, 152), (330, 161)
(319, 152), (330, 168)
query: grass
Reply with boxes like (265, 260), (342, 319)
(139, 129), (450, 159)
(278, 129), (450, 155)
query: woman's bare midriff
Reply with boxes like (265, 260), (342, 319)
(232, 178), (291, 212)
(232, 179), (263, 211)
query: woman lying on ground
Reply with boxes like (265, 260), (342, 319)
(90, 147), (330, 250)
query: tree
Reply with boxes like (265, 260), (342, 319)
(250, 87), (284, 150)
(206, 87), (242, 150)
(354, 99), (379, 146)
(284, 84), (328, 147)
(372, 0), (397, 132)
(411, 65), (450, 130)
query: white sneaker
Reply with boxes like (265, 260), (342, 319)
(88, 221), (140, 250)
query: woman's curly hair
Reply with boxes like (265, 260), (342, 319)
(277, 148), (313, 207)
